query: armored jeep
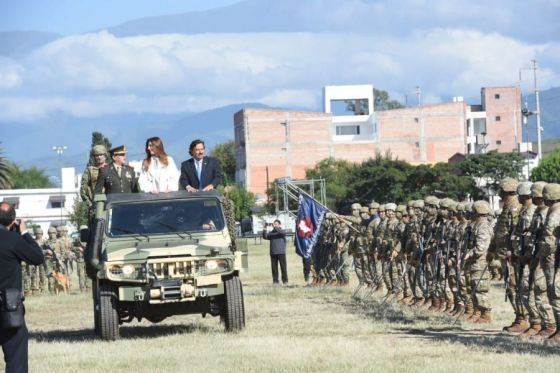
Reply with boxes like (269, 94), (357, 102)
(82, 190), (248, 340)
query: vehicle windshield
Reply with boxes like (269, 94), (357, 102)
(107, 198), (225, 237)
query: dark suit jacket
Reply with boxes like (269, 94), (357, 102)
(94, 164), (139, 195)
(262, 227), (287, 255)
(179, 156), (222, 190)
(0, 226), (44, 290)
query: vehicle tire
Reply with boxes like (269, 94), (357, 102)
(99, 283), (119, 340)
(92, 281), (100, 336)
(222, 275), (245, 332)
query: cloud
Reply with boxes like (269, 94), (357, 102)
(0, 27), (558, 122)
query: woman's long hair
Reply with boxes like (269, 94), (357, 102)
(143, 137), (169, 170)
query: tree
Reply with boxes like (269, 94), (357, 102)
(10, 163), (54, 189)
(0, 144), (13, 189)
(531, 147), (560, 182)
(220, 185), (255, 220)
(305, 157), (353, 209)
(374, 88), (405, 111)
(88, 132), (112, 166)
(459, 151), (524, 195)
(68, 196), (89, 228)
(210, 140), (236, 185)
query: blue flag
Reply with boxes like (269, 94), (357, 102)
(294, 193), (327, 259)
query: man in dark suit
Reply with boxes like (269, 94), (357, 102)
(262, 219), (288, 285)
(179, 139), (222, 192)
(94, 145), (139, 195)
(0, 202), (44, 373)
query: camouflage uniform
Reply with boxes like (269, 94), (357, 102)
(57, 225), (74, 275)
(453, 203), (471, 316)
(334, 221), (351, 284)
(44, 227), (61, 294)
(347, 203), (368, 286)
(422, 196), (441, 308)
(539, 183), (560, 341)
(370, 205), (387, 291)
(382, 203), (399, 296)
(465, 200), (494, 323)
(520, 182), (555, 337)
(81, 145), (108, 219)
(408, 200), (426, 305)
(365, 202), (380, 287)
(73, 225), (90, 292)
(394, 204), (411, 299)
(442, 199), (459, 313)
(488, 177), (523, 331)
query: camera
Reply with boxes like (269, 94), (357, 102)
(10, 219), (21, 233)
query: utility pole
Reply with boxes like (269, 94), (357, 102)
(532, 60), (543, 162)
(415, 86), (421, 107)
(52, 145), (67, 224)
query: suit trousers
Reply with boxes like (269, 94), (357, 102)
(270, 254), (288, 284)
(1, 321), (29, 373)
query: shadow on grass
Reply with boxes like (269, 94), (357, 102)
(395, 326), (559, 356)
(30, 323), (212, 342)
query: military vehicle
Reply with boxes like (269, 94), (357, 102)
(81, 191), (248, 340)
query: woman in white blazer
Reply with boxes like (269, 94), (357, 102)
(139, 137), (179, 193)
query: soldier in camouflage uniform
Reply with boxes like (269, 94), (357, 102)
(31, 226), (46, 294)
(57, 225), (74, 276)
(408, 200), (426, 306)
(44, 227), (61, 294)
(441, 198), (459, 313)
(371, 204), (387, 292)
(453, 202), (471, 317)
(73, 225), (90, 292)
(422, 196), (441, 309)
(520, 182), (556, 337)
(80, 144), (109, 221)
(488, 177), (524, 332)
(365, 202), (380, 287)
(509, 182), (535, 333)
(347, 203), (368, 286)
(434, 198), (454, 312)
(539, 183), (560, 341)
(382, 203), (399, 297)
(464, 200), (494, 323)
(394, 204), (411, 301)
(334, 219), (351, 285)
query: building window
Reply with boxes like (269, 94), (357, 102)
(495, 116), (501, 122)
(1, 197), (19, 209)
(494, 93), (500, 99)
(496, 140), (502, 145)
(336, 125), (361, 135)
(48, 196), (65, 209)
(330, 99), (369, 116)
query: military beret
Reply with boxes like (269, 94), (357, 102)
(473, 200), (491, 215)
(531, 181), (547, 198)
(517, 181), (532, 196)
(110, 145), (126, 156)
(92, 144), (107, 155)
(385, 202), (397, 211)
(500, 177), (519, 192)
(543, 183), (560, 201)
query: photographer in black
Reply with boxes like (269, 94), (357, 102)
(262, 220), (288, 285)
(0, 202), (44, 373)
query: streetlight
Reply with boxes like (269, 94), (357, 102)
(52, 145), (67, 224)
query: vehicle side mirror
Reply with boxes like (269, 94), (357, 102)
(80, 228), (91, 243)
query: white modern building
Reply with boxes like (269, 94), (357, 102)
(0, 167), (80, 233)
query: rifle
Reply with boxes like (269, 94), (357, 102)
(527, 214), (543, 291)
(515, 213), (528, 302)
(504, 211), (515, 302)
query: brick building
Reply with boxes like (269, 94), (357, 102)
(234, 85), (523, 198)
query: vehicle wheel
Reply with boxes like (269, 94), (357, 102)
(92, 281), (100, 336)
(222, 275), (245, 332)
(99, 283), (119, 340)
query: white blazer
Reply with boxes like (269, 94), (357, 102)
(139, 156), (179, 193)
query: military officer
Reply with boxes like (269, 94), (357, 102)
(94, 145), (139, 195)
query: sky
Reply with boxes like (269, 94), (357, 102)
(0, 0), (559, 168)
(0, 0), (241, 35)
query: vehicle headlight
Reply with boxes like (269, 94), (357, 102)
(107, 264), (144, 281)
(204, 259), (230, 274)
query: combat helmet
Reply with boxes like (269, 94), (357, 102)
(500, 177), (518, 193)
(369, 202), (380, 210)
(424, 196), (439, 207)
(92, 144), (107, 156)
(351, 203), (362, 211)
(385, 202), (397, 211)
(517, 181), (532, 196)
(473, 200), (491, 215)
(531, 181), (547, 198)
(543, 183), (560, 201)
(47, 227), (57, 235)
(33, 226), (43, 234)
(396, 204), (407, 215)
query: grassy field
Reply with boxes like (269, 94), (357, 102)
(3, 241), (559, 372)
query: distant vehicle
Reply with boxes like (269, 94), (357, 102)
(82, 190), (248, 340)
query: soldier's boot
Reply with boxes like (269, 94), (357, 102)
(536, 325), (557, 339)
(462, 304), (474, 320)
(446, 302), (457, 315)
(548, 329), (560, 343)
(475, 309), (492, 324)
(438, 298), (448, 312)
(469, 308), (482, 323)
(503, 316), (529, 333)
(452, 304), (465, 316)
(410, 297), (423, 307)
(399, 295), (413, 305)
(520, 323), (542, 337)
(428, 296), (440, 311)
(342, 279), (350, 286)
(422, 297), (432, 309)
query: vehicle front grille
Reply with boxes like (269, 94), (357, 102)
(147, 260), (204, 278)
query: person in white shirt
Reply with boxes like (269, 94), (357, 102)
(139, 137), (179, 193)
